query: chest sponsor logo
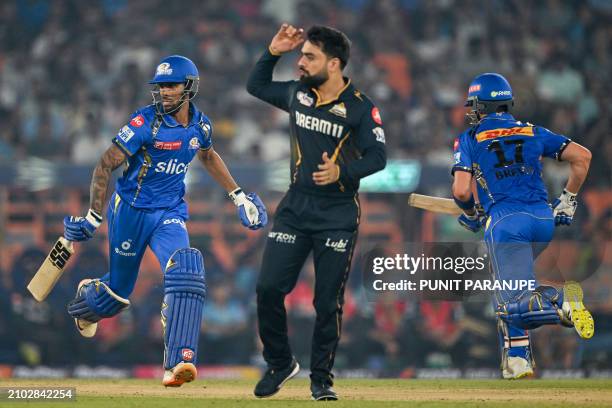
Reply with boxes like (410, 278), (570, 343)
(295, 111), (344, 138)
(130, 115), (145, 127)
(268, 231), (296, 244)
(329, 102), (347, 118)
(189, 137), (200, 149)
(155, 159), (190, 175)
(154, 140), (182, 150)
(372, 127), (385, 143)
(118, 125), (135, 143)
(325, 238), (349, 253)
(476, 126), (534, 142)
(297, 91), (313, 107)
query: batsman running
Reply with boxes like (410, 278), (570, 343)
(246, 24), (386, 400)
(451, 73), (594, 379)
(63, 55), (267, 386)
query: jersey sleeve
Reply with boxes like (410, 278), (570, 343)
(338, 104), (387, 184)
(198, 116), (213, 151)
(246, 49), (299, 112)
(537, 126), (571, 161)
(451, 131), (474, 175)
(112, 112), (150, 156)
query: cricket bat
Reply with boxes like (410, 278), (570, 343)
(408, 193), (463, 215)
(27, 237), (74, 302)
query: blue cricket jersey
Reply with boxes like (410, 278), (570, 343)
(451, 113), (571, 213)
(112, 103), (213, 209)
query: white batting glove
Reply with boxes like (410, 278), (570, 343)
(551, 189), (577, 226)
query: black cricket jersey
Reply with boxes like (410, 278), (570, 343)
(247, 49), (387, 197)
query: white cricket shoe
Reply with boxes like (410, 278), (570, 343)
(502, 356), (534, 380)
(162, 362), (197, 387)
(74, 279), (97, 338)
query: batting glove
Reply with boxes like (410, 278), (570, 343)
(229, 188), (268, 230)
(458, 212), (483, 233)
(63, 209), (102, 241)
(552, 189), (577, 226)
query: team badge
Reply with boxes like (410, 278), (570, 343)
(371, 107), (382, 125)
(189, 137), (200, 149)
(297, 91), (313, 107)
(329, 102), (347, 118)
(156, 62), (173, 76)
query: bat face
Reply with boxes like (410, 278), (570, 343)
(27, 237), (74, 302)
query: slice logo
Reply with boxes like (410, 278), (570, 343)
(155, 159), (190, 175)
(154, 140), (182, 150)
(325, 238), (349, 252)
(268, 231), (296, 244)
(130, 115), (144, 128)
(181, 348), (195, 362)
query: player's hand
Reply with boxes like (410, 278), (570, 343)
(269, 23), (304, 55)
(229, 188), (268, 230)
(552, 189), (577, 226)
(458, 212), (484, 233)
(313, 152), (340, 186)
(63, 209), (102, 241)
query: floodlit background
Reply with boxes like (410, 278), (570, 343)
(0, 0), (610, 379)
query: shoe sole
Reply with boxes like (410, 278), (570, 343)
(312, 395), (339, 401)
(563, 281), (594, 339)
(510, 370), (534, 380)
(254, 362), (300, 398)
(163, 363), (197, 387)
(74, 279), (97, 338)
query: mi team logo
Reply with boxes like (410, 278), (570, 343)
(156, 62), (173, 76)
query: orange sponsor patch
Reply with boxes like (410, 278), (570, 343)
(476, 126), (534, 142)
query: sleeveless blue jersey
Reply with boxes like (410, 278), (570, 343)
(451, 113), (570, 213)
(112, 103), (213, 209)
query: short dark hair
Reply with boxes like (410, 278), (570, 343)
(306, 25), (351, 70)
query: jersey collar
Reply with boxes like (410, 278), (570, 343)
(311, 77), (352, 107)
(160, 102), (201, 128)
(482, 112), (515, 121)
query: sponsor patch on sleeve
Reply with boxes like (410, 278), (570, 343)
(371, 107), (382, 125)
(453, 137), (459, 151)
(130, 115), (144, 127)
(117, 125), (135, 143)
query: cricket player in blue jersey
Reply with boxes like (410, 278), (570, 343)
(451, 73), (594, 379)
(63, 55), (268, 387)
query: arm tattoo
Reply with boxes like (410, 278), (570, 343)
(90, 144), (126, 214)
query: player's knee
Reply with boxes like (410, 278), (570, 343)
(67, 280), (130, 322)
(256, 280), (285, 301)
(164, 247), (206, 296)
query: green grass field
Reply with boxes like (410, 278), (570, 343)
(2, 379), (612, 407)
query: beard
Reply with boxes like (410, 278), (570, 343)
(299, 68), (329, 88)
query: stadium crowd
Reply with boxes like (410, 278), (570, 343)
(0, 0), (610, 373)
